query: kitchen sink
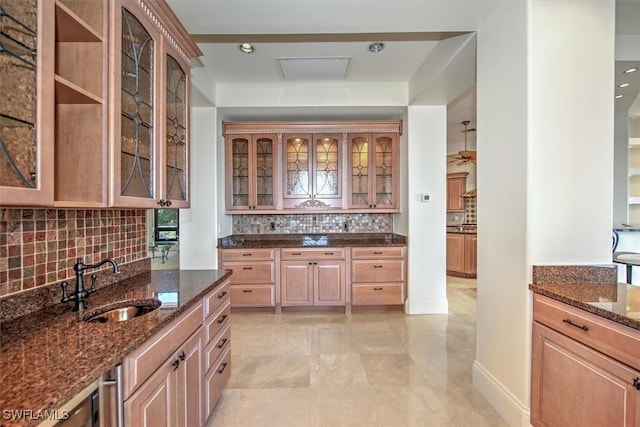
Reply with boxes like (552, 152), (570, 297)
(83, 299), (162, 323)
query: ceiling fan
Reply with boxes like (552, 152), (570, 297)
(447, 120), (477, 165)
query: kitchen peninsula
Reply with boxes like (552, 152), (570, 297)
(0, 269), (231, 427)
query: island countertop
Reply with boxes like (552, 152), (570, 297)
(0, 269), (231, 427)
(218, 232), (407, 249)
(529, 282), (640, 331)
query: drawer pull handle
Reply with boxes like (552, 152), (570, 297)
(562, 318), (589, 331)
(373, 252), (383, 255)
(172, 359), (180, 370)
(178, 351), (186, 361)
(243, 289), (253, 293)
(243, 267), (253, 270)
(373, 265), (383, 268)
(217, 362), (228, 374)
(217, 338), (229, 349)
(217, 314), (228, 324)
(217, 291), (228, 299)
(242, 253), (252, 256)
(373, 287), (383, 291)
(292, 252), (301, 255)
(324, 252), (334, 255)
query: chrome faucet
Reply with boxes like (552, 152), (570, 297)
(458, 215), (465, 231)
(61, 258), (120, 311)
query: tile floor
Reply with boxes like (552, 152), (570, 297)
(206, 276), (508, 427)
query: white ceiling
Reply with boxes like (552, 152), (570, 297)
(168, 0), (640, 127)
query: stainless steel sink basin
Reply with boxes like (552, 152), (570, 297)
(83, 299), (161, 323)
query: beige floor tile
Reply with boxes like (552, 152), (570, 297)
(207, 277), (507, 427)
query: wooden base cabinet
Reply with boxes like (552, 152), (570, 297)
(280, 249), (347, 309)
(220, 248), (278, 311)
(531, 294), (640, 427)
(446, 233), (476, 278)
(351, 247), (406, 306)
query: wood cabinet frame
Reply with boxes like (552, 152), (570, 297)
(222, 121), (402, 214)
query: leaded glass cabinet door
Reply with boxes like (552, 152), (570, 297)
(313, 134), (341, 206)
(373, 134), (396, 208)
(0, 0), (53, 206)
(349, 134), (371, 208)
(227, 135), (251, 210)
(164, 52), (189, 207)
(283, 134), (312, 207)
(253, 135), (276, 210)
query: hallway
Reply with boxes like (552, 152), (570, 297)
(206, 276), (507, 426)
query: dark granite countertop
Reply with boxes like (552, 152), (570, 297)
(218, 233), (407, 249)
(0, 269), (231, 427)
(446, 226), (477, 235)
(529, 282), (640, 331)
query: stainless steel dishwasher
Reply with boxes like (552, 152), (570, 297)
(55, 389), (99, 427)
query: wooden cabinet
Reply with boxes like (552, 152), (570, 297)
(282, 133), (343, 209)
(123, 280), (232, 427)
(220, 248), (278, 312)
(347, 133), (399, 210)
(122, 301), (203, 426)
(531, 294), (640, 427)
(351, 247), (406, 306)
(446, 232), (476, 278)
(110, 0), (198, 208)
(447, 172), (468, 212)
(281, 249), (346, 308)
(225, 134), (278, 211)
(222, 121), (402, 213)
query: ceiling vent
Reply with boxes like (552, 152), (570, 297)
(277, 57), (351, 81)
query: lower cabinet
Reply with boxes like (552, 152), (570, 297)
(281, 249), (346, 308)
(531, 294), (640, 427)
(220, 248), (278, 311)
(122, 280), (231, 427)
(351, 247), (406, 306)
(446, 233), (476, 278)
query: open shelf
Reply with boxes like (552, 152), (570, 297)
(55, 0), (102, 42)
(54, 75), (102, 104)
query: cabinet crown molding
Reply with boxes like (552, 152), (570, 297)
(222, 120), (403, 136)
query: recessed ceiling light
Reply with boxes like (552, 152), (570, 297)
(619, 83), (630, 88)
(238, 43), (255, 54)
(624, 68), (638, 74)
(615, 94), (624, 99)
(368, 42), (385, 53)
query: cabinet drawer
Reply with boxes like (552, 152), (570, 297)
(231, 284), (276, 307)
(204, 346), (231, 417)
(352, 260), (405, 283)
(221, 248), (275, 261)
(123, 301), (203, 399)
(352, 284), (405, 305)
(224, 261), (275, 284)
(204, 299), (231, 346)
(352, 247), (406, 259)
(203, 280), (230, 318)
(204, 323), (231, 374)
(533, 294), (640, 370)
(281, 248), (345, 260)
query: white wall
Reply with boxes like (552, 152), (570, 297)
(614, 110), (630, 225)
(179, 107), (219, 269)
(405, 106), (448, 314)
(474, 1), (615, 426)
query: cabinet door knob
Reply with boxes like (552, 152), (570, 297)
(634, 378), (640, 390)
(178, 351), (186, 361)
(172, 359), (180, 370)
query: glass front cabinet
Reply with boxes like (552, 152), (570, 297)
(223, 122), (402, 213)
(225, 134), (278, 211)
(348, 133), (399, 210)
(110, 0), (197, 208)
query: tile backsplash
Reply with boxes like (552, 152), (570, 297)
(0, 208), (147, 297)
(232, 213), (394, 234)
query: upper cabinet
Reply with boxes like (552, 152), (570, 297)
(282, 133), (342, 209)
(348, 133), (398, 210)
(110, 0), (199, 208)
(0, 0), (200, 208)
(446, 172), (468, 212)
(0, 0), (53, 206)
(226, 134), (278, 211)
(223, 121), (402, 214)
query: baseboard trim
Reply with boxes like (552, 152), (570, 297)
(472, 360), (531, 427)
(404, 297), (448, 314)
